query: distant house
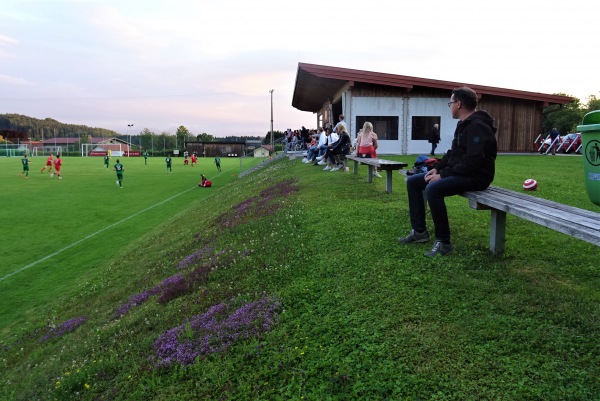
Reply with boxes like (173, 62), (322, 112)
(253, 146), (270, 158)
(89, 138), (133, 156)
(39, 137), (81, 154)
(245, 139), (263, 152)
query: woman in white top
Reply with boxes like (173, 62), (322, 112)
(356, 121), (381, 178)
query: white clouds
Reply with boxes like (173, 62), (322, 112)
(0, 74), (31, 86)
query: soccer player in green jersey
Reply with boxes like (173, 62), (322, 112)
(165, 154), (172, 173)
(143, 150), (149, 165)
(214, 156), (221, 171)
(104, 154), (109, 169)
(114, 159), (124, 188)
(20, 154), (31, 178)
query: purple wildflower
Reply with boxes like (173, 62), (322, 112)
(151, 296), (281, 367)
(178, 246), (216, 270)
(213, 180), (298, 229)
(40, 316), (87, 342)
(157, 274), (188, 304)
(114, 288), (159, 317)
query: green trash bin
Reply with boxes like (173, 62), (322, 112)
(577, 110), (600, 206)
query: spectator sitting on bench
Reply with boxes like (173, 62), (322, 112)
(399, 86), (497, 257)
(303, 127), (324, 163)
(316, 128), (338, 165)
(322, 125), (351, 172)
(356, 121), (381, 178)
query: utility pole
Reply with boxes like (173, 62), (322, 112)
(269, 89), (274, 154)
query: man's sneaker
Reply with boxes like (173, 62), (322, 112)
(424, 241), (454, 257)
(317, 160), (326, 165)
(398, 229), (430, 244)
(302, 157), (308, 163)
(331, 164), (342, 171)
(323, 165), (332, 171)
(316, 156), (323, 161)
(374, 171), (382, 178)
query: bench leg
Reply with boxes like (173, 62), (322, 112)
(385, 170), (393, 194)
(367, 166), (373, 183)
(489, 209), (506, 255)
(353, 160), (359, 175)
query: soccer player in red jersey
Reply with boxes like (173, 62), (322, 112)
(190, 153), (197, 167)
(51, 155), (63, 179)
(41, 153), (53, 173)
(198, 174), (212, 187)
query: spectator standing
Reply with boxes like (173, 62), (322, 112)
(300, 126), (310, 150)
(548, 127), (560, 155)
(333, 114), (347, 133)
(429, 123), (440, 156)
(399, 87), (497, 257)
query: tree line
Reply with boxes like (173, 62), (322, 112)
(0, 114), (267, 149)
(542, 94), (600, 135)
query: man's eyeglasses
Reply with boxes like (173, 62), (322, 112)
(448, 101), (458, 107)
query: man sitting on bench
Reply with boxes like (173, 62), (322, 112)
(399, 86), (497, 257)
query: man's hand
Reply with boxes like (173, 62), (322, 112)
(424, 169), (441, 183)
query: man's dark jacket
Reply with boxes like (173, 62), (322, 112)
(435, 110), (497, 187)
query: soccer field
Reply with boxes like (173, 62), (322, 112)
(0, 155), (261, 332)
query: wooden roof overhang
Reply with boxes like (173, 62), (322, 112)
(292, 63), (573, 112)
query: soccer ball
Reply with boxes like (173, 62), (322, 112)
(523, 178), (538, 191)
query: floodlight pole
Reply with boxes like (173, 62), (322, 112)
(269, 89), (274, 154)
(127, 124), (134, 156)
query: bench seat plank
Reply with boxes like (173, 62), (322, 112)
(464, 186), (600, 250)
(345, 155), (408, 194)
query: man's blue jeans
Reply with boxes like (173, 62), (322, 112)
(406, 173), (488, 242)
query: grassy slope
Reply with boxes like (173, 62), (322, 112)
(1, 154), (599, 400)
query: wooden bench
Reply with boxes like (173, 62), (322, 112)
(463, 186), (600, 255)
(346, 155), (408, 194)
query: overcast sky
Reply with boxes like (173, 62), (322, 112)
(1, 0), (598, 137)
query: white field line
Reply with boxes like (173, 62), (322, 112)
(1, 169), (230, 282)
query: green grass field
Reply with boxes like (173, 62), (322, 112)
(0, 155), (263, 333)
(1, 153), (599, 400)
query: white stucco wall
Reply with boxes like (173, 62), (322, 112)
(349, 95), (456, 155)
(407, 97), (454, 155)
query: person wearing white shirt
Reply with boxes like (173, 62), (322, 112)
(333, 114), (348, 133)
(303, 127), (326, 163)
(317, 129), (339, 165)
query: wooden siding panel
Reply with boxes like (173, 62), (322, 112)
(479, 97), (542, 152)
